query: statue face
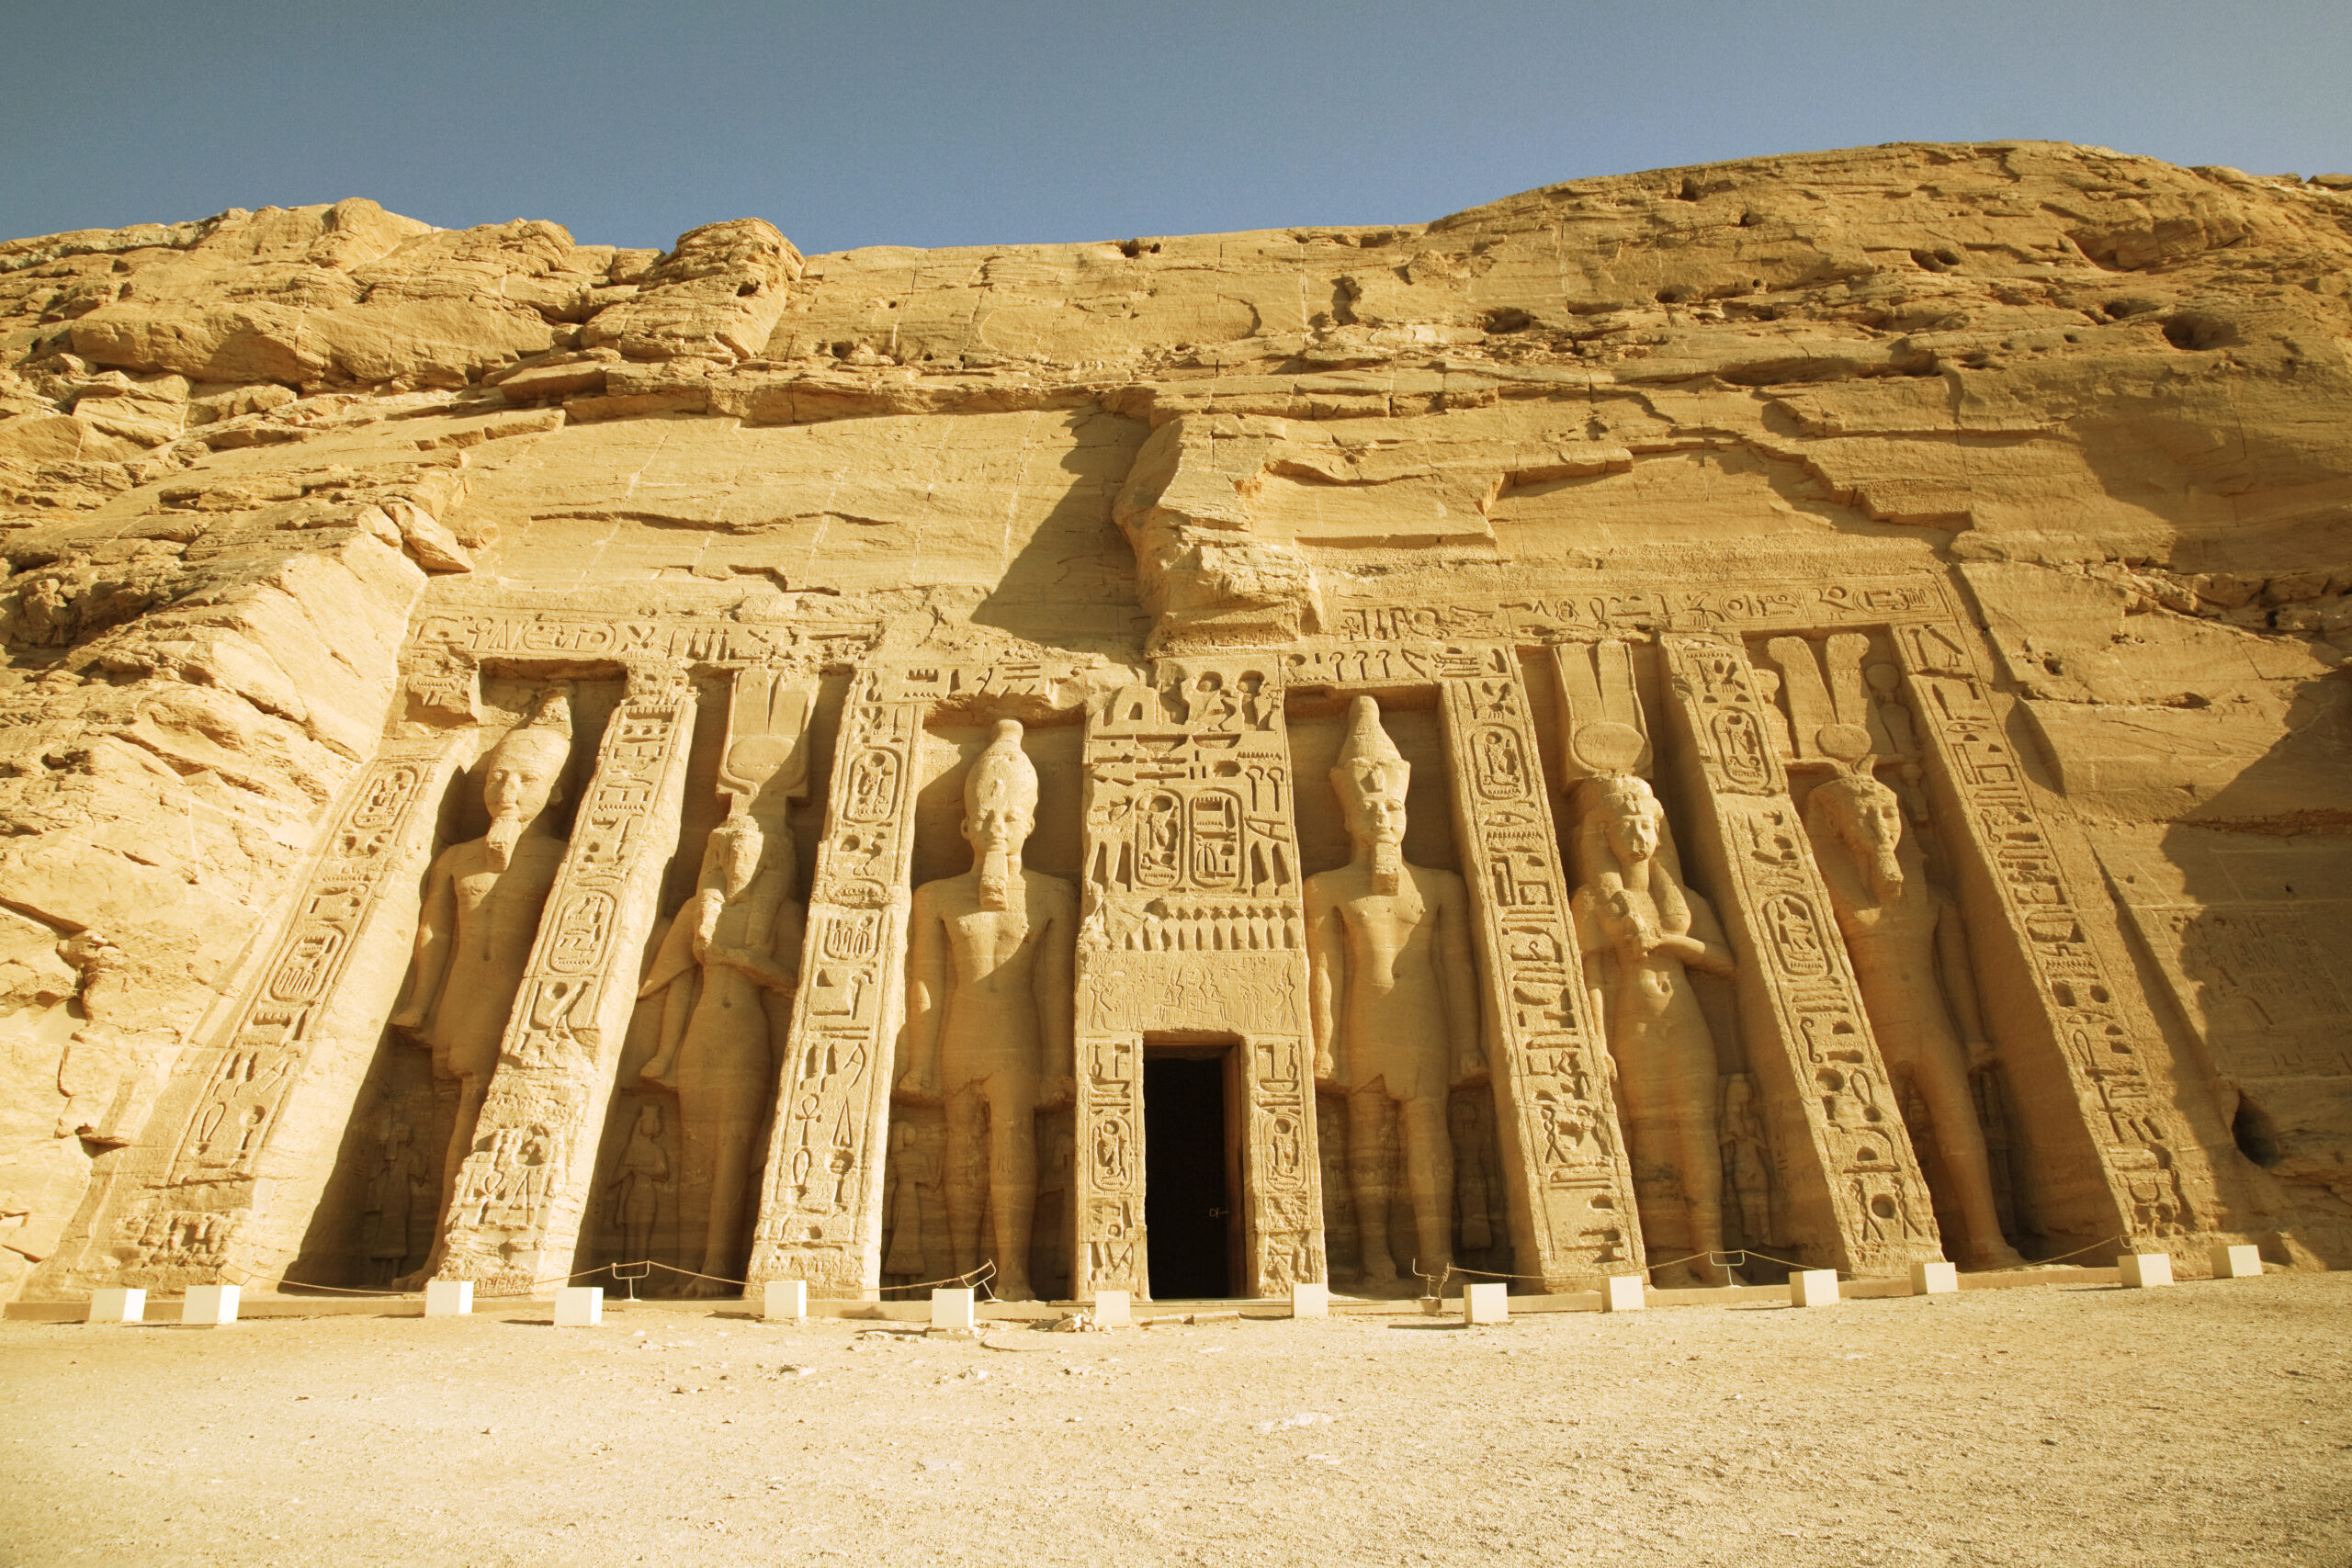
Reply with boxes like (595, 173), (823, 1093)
(1338, 765), (1409, 850)
(1602, 787), (1661, 863)
(719, 824), (764, 897)
(965, 796), (1035, 857)
(482, 740), (564, 822)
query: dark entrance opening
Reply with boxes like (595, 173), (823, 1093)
(1144, 1051), (1236, 1299)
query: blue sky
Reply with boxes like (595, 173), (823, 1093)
(5, 1), (2344, 254)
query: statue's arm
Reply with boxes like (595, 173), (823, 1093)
(1036, 882), (1077, 1107)
(1571, 891), (1616, 1082)
(897, 888), (946, 1100)
(709, 894), (806, 995)
(1437, 875), (1487, 1084)
(389, 854), (456, 1032)
(637, 903), (701, 998)
(1933, 889), (1994, 1065)
(1305, 878), (1342, 1085)
(1662, 886), (1738, 979)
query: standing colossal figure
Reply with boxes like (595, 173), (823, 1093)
(1804, 773), (2026, 1269)
(1568, 773), (1738, 1285)
(895, 720), (1076, 1302)
(1306, 696), (1484, 1292)
(388, 688), (574, 1274)
(637, 810), (804, 1292)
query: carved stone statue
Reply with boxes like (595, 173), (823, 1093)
(1718, 1072), (1771, 1247)
(606, 1101), (670, 1266)
(1569, 773), (1738, 1286)
(637, 810), (804, 1293)
(895, 720), (1077, 1302)
(1306, 696), (1484, 1292)
(389, 689), (573, 1269)
(1804, 773), (2026, 1269)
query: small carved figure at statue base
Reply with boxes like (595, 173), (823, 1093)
(1719, 1073), (1772, 1250)
(605, 1101), (670, 1268)
(1806, 773), (2026, 1271)
(638, 811), (804, 1295)
(1570, 773), (1738, 1287)
(895, 721), (1076, 1303)
(1306, 697), (1484, 1295)
(387, 689), (574, 1285)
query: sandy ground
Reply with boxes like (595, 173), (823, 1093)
(1, 1271), (2346, 1568)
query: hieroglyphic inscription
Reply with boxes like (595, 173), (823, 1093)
(39, 741), (458, 1294)
(1438, 652), (1645, 1289)
(1660, 632), (1943, 1275)
(435, 672), (696, 1293)
(744, 669), (926, 1294)
(1328, 576), (1953, 649)
(1074, 660), (1324, 1297)
(1902, 666), (2215, 1242)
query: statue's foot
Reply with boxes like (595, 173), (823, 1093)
(677, 1276), (731, 1300)
(388, 1268), (429, 1293)
(992, 1273), (1035, 1303)
(1968, 1242), (2029, 1272)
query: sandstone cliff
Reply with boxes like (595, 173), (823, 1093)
(3, 141), (2348, 1293)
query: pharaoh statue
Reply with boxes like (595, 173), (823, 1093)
(895, 720), (1077, 1302)
(1305, 696), (1484, 1292)
(1804, 771), (2026, 1269)
(636, 809), (805, 1292)
(1567, 763), (1739, 1286)
(389, 687), (574, 1275)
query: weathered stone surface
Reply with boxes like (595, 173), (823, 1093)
(2, 141), (2347, 1303)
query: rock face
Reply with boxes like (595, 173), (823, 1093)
(1, 141), (2346, 1303)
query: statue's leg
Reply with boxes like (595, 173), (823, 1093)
(419, 1073), (489, 1278)
(1398, 1091), (1456, 1286)
(1910, 1033), (2026, 1269)
(985, 1075), (1040, 1300)
(691, 1110), (756, 1295)
(1345, 1083), (1399, 1287)
(943, 1080), (986, 1279)
(1669, 1092), (1730, 1284)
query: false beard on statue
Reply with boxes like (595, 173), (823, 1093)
(483, 809), (525, 872)
(1369, 837), (1403, 896)
(978, 840), (1022, 911)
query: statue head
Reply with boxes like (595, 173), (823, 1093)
(1580, 773), (1664, 867)
(705, 808), (786, 900)
(965, 720), (1039, 906)
(1812, 772), (1906, 899)
(1330, 696), (1410, 880)
(481, 687), (571, 863)
(635, 1101), (663, 1137)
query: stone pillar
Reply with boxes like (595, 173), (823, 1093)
(1657, 631), (1944, 1277)
(1437, 651), (1646, 1291)
(1894, 633), (2221, 1252)
(29, 739), (462, 1298)
(1072, 661), (1322, 1299)
(433, 668), (697, 1294)
(742, 669), (927, 1295)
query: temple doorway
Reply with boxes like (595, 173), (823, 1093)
(1143, 1046), (1240, 1299)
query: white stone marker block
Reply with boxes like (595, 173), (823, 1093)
(931, 1286), (976, 1331)
(424, 1280), (473, 1317)
(763, 1280), (808, 1321)
(1463, 1282), (1509, 1324)
(2118, 1252), (2174, 1289)
(1790, 1270), (1840, 1308)
(1091, 1289), (1131, 1327)
(2211, 1244), (2262, 1280)
(181, 1284), (240, 1325)
(1909, 1261), (1960, 1296)
(553, 1285), (604, 1325)
(1289, 1282), (1329, 1319)
(1601, 1275), (1646, 1313)
(87, 1287), (145, 1324)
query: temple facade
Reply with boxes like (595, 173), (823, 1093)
(23, 558), (2327, 1303)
